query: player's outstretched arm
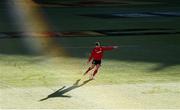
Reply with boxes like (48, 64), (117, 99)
(102, 46), (118, 51)
(113, 46), (118, 49)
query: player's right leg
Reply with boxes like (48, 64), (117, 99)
(91, 64), (100, 79)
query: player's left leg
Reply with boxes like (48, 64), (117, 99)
(84, 64), (95, 75)
(91, 64), (100, 79)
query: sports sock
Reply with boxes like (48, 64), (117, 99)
(84, 67), (91, 75)
(93, 69), (98, 77)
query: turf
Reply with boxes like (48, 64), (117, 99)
(0, 0), (180, 89)
(0, 1), (180, 109)
(1, 34), (180, 88)
(0, 54), (180, 88)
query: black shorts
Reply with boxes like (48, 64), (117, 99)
(92, 60), (101, 65)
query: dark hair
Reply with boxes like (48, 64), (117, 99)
(95, 42), (100, 46)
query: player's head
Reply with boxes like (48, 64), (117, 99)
(95, 42), (100, 47)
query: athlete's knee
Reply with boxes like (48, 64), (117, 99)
(89, 67), (93, 70)
(91, 65), (95, 69)
(96, 65), (100, 70)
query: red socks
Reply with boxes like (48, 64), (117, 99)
(85, 67), (98, 77)
(93, 69), (98, 77)
(85, 67), (92, 75)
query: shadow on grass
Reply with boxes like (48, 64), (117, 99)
(39, 79), (93, 101)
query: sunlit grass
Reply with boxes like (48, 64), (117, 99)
(0, 54), (180, 88)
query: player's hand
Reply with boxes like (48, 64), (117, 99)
(113, 46), (118, 49)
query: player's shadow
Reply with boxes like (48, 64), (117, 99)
(39, 79), (92, 101)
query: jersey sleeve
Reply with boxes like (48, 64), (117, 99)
(102, 46), (114, 51)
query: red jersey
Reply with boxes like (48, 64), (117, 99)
(88, 46), (114, 62)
